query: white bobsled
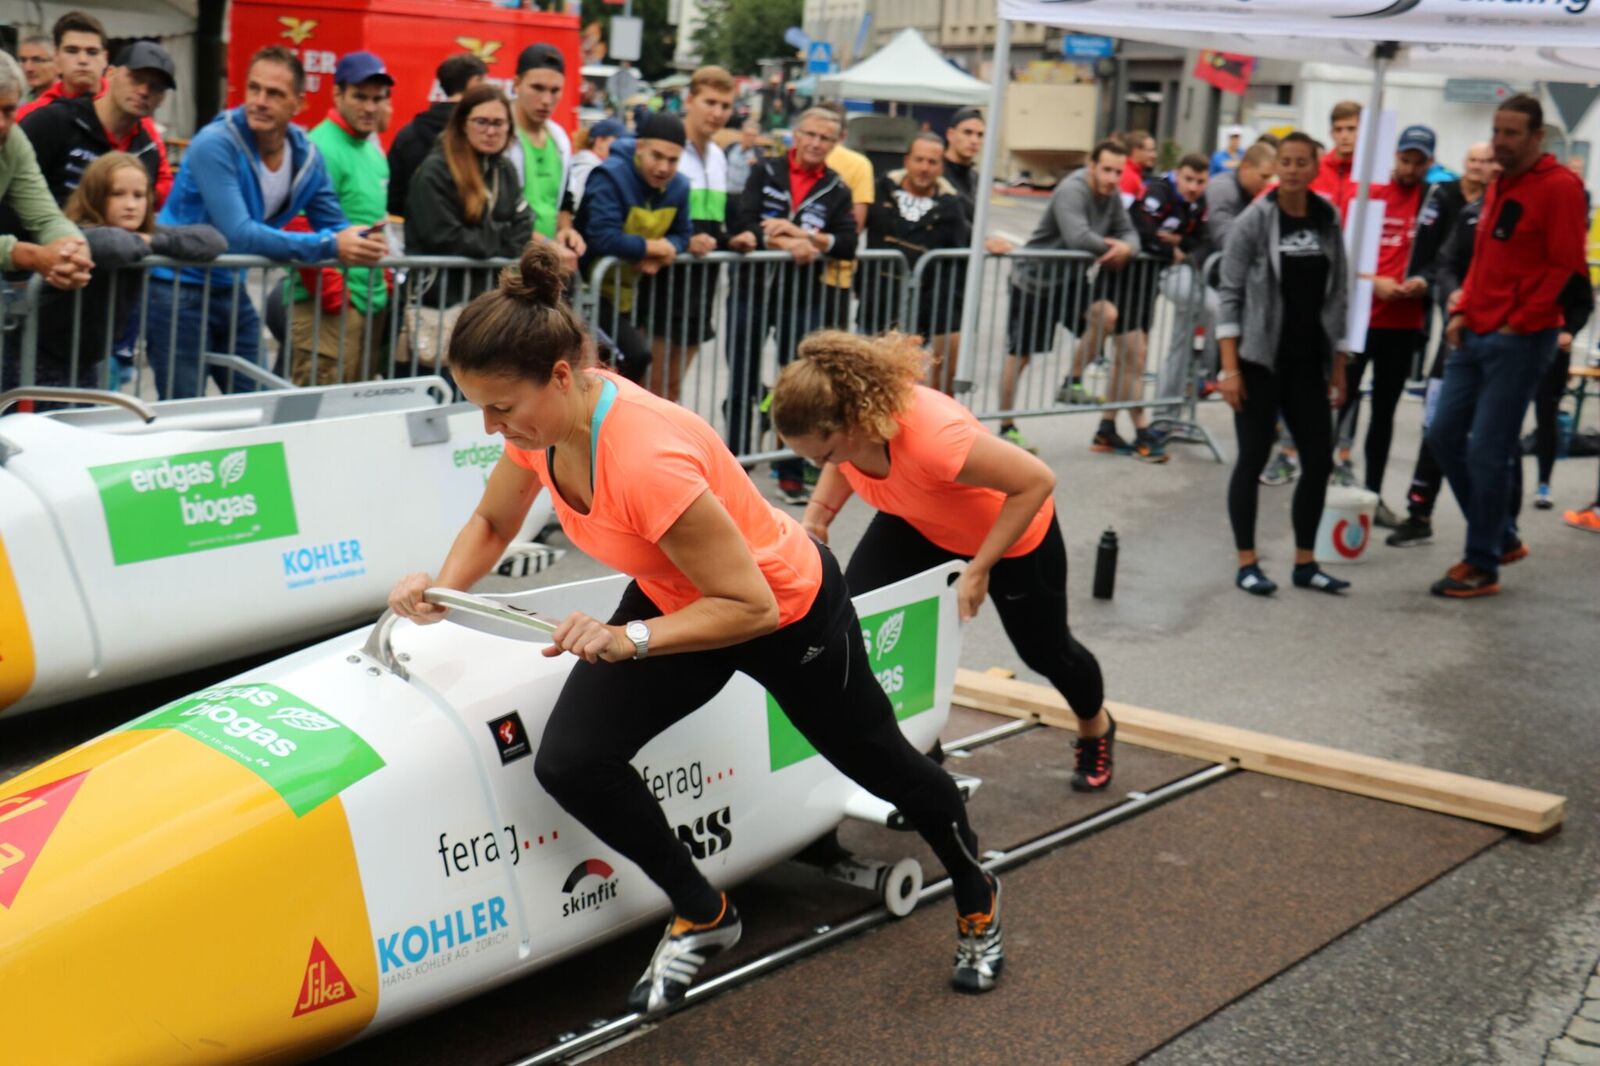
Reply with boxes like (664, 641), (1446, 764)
(0, 381), (555, 716)
(0, 562), (962, 1064)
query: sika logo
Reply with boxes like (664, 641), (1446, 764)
(277, 16), (317, 44)
(0, 770), (89, 909)
(561, 858), (619, 918)
(293, 938), (355, 1017)
(488, 712), (531, 765)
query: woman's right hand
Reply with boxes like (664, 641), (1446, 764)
(1218, 369), (1246, 413)
(389, 572), (448, 624)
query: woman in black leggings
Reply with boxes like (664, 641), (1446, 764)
(388, 244), (1002, 1008)
(771, 330), (1113, 792)
(1215, 132), (1352, 595)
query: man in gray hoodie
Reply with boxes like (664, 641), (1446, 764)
(999, 140), (1144, 456)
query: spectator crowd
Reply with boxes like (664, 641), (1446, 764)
(0, 12), (1596, 588)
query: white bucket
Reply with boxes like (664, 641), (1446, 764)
(1315, 486), (1379, 565)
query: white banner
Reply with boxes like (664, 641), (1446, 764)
(999, 0), (1600, 78)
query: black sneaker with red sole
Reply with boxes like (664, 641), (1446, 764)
(1071, 715), (1116, 792)
(1431, 562), (1500, 598)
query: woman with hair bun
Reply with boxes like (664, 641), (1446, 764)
(387, 243), (1005, 1008)
(771, 331), (1114, 791)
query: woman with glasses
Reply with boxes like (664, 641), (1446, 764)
(404, 85), (533, 368)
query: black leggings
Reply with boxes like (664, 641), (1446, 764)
(1534, 346), (1571, 486)
(845, 511), (1104, 721)
(533, 540), (989, 917)
(1337, 327), (1418, 493)
(1230, 359), (1333, 552)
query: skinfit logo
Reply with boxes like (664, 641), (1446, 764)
(561, 859), (619, 918)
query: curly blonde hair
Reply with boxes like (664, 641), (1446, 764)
(771, 331), (928, 442)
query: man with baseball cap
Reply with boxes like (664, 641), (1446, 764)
(283, 50), (394, 385)
(509, 41), (585, 272)
(1333, 122), (1438, 526)
(20, 39), (176, 206)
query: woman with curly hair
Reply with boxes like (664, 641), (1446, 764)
(771, 331), (1113, 792)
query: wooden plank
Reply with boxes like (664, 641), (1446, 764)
(953, 668), (1565, 835)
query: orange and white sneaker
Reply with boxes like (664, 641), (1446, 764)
(626, 893), (742, 1013)
(952, 875), (1004, 994)
(1565, 505), (1600, 533)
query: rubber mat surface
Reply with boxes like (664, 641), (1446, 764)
(321, 719), (1205, 1063)
(599, 773), (1504, 1066)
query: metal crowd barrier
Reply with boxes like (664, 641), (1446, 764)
(2, 244), (1226, 463)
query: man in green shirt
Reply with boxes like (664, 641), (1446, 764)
(289, 50), (391, 385)
(0, 52), (90, 297)
(509, 43), (584, 274)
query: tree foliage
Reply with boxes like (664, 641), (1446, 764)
(689, 0), (801, 74)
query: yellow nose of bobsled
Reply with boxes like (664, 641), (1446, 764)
(0, 718), (378, 1063)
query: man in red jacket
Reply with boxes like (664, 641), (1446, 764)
(1309, 100), (1360, 212)
(1426, 95), (1589, 597)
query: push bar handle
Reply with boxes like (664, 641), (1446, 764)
(0, 388), (156, 421)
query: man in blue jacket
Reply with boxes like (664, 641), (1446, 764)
(148, 45), (386, 399)
(576, 111), (692, 383)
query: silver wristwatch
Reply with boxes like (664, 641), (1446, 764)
(624, 620), (651, 660)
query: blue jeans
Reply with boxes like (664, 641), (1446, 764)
(146, 279), (263, 400)
(1424, 328), (1558, 575)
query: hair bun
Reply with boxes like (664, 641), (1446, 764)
(500, 239), (567, 308)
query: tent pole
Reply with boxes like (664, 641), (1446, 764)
(953, 16), (1011, 393)
(1346, 40), (1399, 348)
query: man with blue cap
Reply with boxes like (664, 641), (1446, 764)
(1334, 122), (1438, 527)
(286, 49), (395, 385)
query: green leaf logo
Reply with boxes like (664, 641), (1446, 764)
(218, 449), (248, 488)
(271, 706), (340, 732)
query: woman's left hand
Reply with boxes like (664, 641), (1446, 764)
(956, 567), (990, 621)
(543, 611), (637, 663)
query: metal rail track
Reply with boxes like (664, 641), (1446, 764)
(505, 721), (1236, 1066)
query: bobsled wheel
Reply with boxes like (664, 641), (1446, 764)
(884, 857), (923, 918)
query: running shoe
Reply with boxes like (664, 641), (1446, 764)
(1500, 538), (1530, 566)
(774, 479), (810, 506)
(1236, 563), (1277, 596)
(1565, 505), (1600, 532)
(1373, 500), (1400, 529)
(1534, 484), (1554, 510)
(1056, 379), (1102, 406)
(1386, 517), (1434, 547)
(1089, 427), (1131, 455)
(626, 894), (743, 1013)
(1071, 715), (1116, 791)
(1259, 451), (1299, 487)
(952, 875), (1004, 994)
(1292, 563), (1350, 594)
(1330, 458), (1357, 487)
(999, 425), (1038, 454)
(1430, 562), (1500, 599)
(1130, 432), (1169, 464)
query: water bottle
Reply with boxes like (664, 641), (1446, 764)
(1093, 528), (1118, 600)
(1557, 410), (1574, 460)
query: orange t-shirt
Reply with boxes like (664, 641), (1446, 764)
(840, 386), (1055, 558)
(505, 370), (822, 625)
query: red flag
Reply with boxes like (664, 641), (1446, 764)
(1194, 51), (1255, 96)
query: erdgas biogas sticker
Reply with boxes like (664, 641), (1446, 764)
(454, 440), (504, 485)
(90, 443), (299, 565)
(127, 684), (383, 816)
(766, 596), (938, 771)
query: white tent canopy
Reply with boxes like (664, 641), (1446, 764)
(817, 28), (990, 106)
(996, 0), (1600, 79)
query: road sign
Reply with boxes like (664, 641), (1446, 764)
(1062, 34), (1115, 60)
(807, 41), (833, 74)
(609, 16), (642, 62)
(1444, 79), (1514, 105)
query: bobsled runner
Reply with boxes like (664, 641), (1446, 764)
(0, 560), (965, 1064)
(0, 381), (556, 716)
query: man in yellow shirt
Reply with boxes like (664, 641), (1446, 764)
(820, 103), (872, 330)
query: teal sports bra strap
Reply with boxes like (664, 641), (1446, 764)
(547, 376), (618, 495)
